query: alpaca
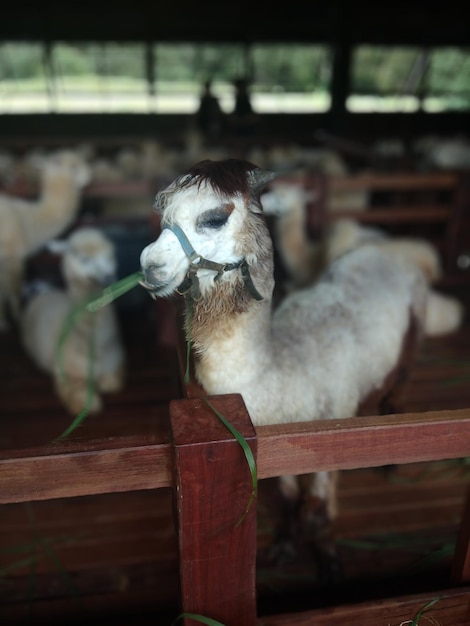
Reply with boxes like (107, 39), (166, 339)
(324, 219), (465, 337)
(261, 183), (323, 291)
(21, 227), (125, 415)
(262, 181), (442, 286)
(413, 134), (470, 170)
(323, 218), (441, 282)
(262, 181), (465, 336)
(139, 159), (428, 577)
(0, 149), (91, 330)
(261, 182), (323, 289)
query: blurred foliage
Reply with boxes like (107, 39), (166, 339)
(352, 45), (470, 105)
(0, 41), (468, 107)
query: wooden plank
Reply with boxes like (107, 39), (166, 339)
(0, 441), (173, 503)
(0, 179), (157, 198)
(328, 172), (458, 192)
(258, 586), (470, 626)
(2, 406), (469, 505)
(328, 207), (451, 222)
(84, 180), (157, 197)
(256, 408), (470, 479)
(452, 486), (470, 583)
(170, 393), (258, 626)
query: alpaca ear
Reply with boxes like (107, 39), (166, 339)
(247, 169), (278, 195)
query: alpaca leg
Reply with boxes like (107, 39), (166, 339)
(0, 264), (8, 330)
(0, 291), (8, 331)
(55, 374), (102, 415)
(268, 474), (301, 563)
(269, 472), (342, 583)
(0, 259), (22, 330)
(298, 471), (342, 584)
(5, 258), (23, 324)
(380, 313), (422, 415)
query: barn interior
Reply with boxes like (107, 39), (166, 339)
(1, 1), (470, 624)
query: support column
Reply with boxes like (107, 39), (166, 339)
(170, 393), (258, 626)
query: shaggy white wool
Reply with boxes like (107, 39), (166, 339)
(263, 182), (464, 336)
(21, 227), (125, 415)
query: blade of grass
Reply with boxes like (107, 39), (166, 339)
(174, 311), (257, 624)
(27, 543), (37, 620)
(24, 503), (82, 613)
(86, 271), (143, 312)
(0, 555), (39, 577)
(407, 543), (455, 572)
(183, 326), (257, 526)
(201, 396), (257, 527)
(0, 535), (84, 576)
(40, 537), (82, 612)
(54, 271), (143, 441)
(410, 595), (442, 625)
(172, 613), (226, 626)
(185, 339), (191, 384)
(56, 300), (89, 382)
(54, 316), (96, 442)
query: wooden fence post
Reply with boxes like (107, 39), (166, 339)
(451, 485), (470, 584)
(170, 393), (258, 626)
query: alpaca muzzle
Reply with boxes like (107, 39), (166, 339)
(140, 265), (166, 297)
(163, 223), (263, 301)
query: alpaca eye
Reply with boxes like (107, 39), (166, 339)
(198, 210), (229, 230)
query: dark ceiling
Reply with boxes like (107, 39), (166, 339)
(1, 1), (468, 45)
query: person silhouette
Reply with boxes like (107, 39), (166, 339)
(231, 77), (257, 135)
(195, 80), (226, 136)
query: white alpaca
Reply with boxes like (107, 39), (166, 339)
(21, 227), (125, 415)
(324, 219), (440, 280)
(324, 219), (465, 337)
(139, 159), (428, 573)
(414, 135), (470, 170)
(305, 148), (369, 211)
(262, 182), (465, 336)
(261, 182), (323, 288)
(0, 149), (91, 330)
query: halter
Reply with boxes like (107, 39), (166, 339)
(164, 223), (263, 301)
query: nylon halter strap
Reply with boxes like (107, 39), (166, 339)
(164, 223), (263, 301)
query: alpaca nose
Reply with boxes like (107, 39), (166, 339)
(142, 265), (162, 288)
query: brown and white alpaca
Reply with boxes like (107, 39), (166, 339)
(262, 181), (465, 336)
(139, 159), (428, 576)
(21, 227), (125, 415)
(0, 149), (91, 330)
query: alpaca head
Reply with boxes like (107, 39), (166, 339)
(50, 227), (117, 294)
(261, 182), (318, 217)
(41, 149), (92, 189)
(140, 159), (276, 300)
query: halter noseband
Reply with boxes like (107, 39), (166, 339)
(164, 223), (263, 301)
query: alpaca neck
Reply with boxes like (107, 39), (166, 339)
(276, 205), (321, 287)
(23, 175), (82, 252)
(187, 253), (275, 394)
